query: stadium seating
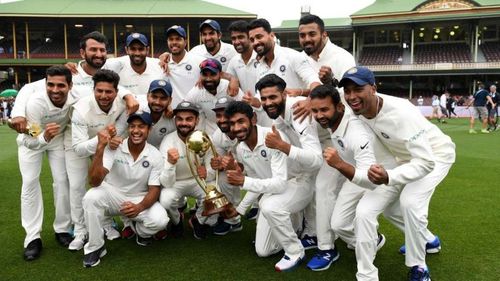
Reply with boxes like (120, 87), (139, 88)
(480, 41), (500, 62)
(414, 43), (472, 64)
(359, 46), (403, 65)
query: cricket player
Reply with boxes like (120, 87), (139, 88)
(158, 101), (218, 239)
(340, 66), (456, 281)
(19, 66), (75, 261)
(189, 19), (238, 72)
(83, 111), (168, 267)
(185, 58), (244, 135)
(225, 101), (311, 272)
(68, 69), (128, 250)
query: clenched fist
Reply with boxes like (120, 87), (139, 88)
(43, 123), (60, 142)
(368, 164), (389, 185)
(323, 147), (342, 169)
(167, 148), (180, 165)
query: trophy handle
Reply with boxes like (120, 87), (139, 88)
(185, 148), (208, 193)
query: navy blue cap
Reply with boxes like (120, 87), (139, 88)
(148, 79), (172, 97)
(338, 66), (375, 88)
(212, 96), (234, 111)
(127, 111), (153, 126)
(199, 19), (221, 32)
(200, 58), (222, 74)
(166, 25), (187, 39)
(173, 101), (200, 115)
(126, 33), (149, 47)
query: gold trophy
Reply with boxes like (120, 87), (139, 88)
(185, 130), (238, 218)
(7, 119), (42, 137)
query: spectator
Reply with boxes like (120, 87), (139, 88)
(440, 91), (449, 118)
(417, 96), (424, 106)
(467, 83), (494, 134)
(447, 95), (458, 118)
(430, 95), (445, 123)
(487, 85), (498, 131)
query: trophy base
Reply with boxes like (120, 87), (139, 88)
(202, 188), (238, 218)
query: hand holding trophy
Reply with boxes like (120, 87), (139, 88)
(185, 130), (238, 218)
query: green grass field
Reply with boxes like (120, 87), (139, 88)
(0, 119), (499, 281)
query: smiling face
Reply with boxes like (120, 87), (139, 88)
(200, 26), (221, 53)
(175, 110), (198, 138)
(310, 96), (343, 129)
(126, 41), (149, 67)
(259, 86), (286, 119)
(201, 70), (221, 93)
(214, 108), (230, 133)
(249, 27), (274, 57)
(230, 31), (251, 54)
(343, 80), (378, 117)
(228, 112), (256, 142)
(128, 118), (150, 145)
(298, 22), (326, 56)
(167, 33), (186, 56)
(147, 90), (171, 114)
(46, 75), (71, 108)
(94, 81), (118, 113)
(81, 38), (107, 69)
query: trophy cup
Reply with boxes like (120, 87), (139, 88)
(185, 130), (238, 218)
(7, 119), (41, 137)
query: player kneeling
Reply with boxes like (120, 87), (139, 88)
(82, 112), (168, 267)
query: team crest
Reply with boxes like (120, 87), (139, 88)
(253, 61), (259, 68)
(131, 33), (141, 38)
(381, 132), (390, 139)
(186, 64), (192, 71)
(260, 150), (267, 158)
(337, 139), (344, 149)
(218, 97), (227, 103)
(347, 67), (358, 74)
(220, 57), (227, 63)
(181, 102), (190, 107)
(158, 80), (166, 86)
(160, 128), (167, 134)
(279, 65), (286, 72)
(142, 161), (150, 168)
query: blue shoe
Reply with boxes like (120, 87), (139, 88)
(300, 235), (318, 250)
(408, 266), (431, 281)
(213, 221), (242, 236)
(306, 249), (340, 271)
(246, 208), (259, 220)
(399, 236), (441, 255)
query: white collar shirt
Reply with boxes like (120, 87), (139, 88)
(116, 57), (165, 104)
(226, 51), (259, 95)
(211, 128), (238, 156)
(189, 41), (238, 72)
(166, 52), (205, 107)
(304, 39), (355, 83)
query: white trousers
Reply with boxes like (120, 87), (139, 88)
(82, 184), (168, 254)
(388, 162), (452, 268)
(218, 172), (241, 224)
(314, 161), (346, 250)
(65, 148), (89, 236)
(255, 177), (313, 259)
(159, 179), (218, 226)
(18, 139), (72, 247)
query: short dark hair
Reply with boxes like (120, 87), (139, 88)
(92, 69), (120, 90)
(80, 31), (108, 50)
(310, 85), (341, 106)
(225, 101), (253, 120)
(228, 20), (249, 34)
(255, 74), (287, 93)
(46, 65), (72, 84)
(248, 18), (272, 33)
(299, 14), (325, 33)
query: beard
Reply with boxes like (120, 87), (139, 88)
(263, 101), (285, 119)
(202, 80), (220, 93)
(85, 54), (105, 69)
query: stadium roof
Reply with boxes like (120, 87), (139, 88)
(351, 0), (500, 25)
(276, 17), (352, 31)
(0, 0), (256, 18)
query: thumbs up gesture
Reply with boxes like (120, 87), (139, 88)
(265, 125), (288, 153)
(226, 158), (244, 186)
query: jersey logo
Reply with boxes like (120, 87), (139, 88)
(279, 65), (286, 72)
(185, 64), (192, 71)
(160, 128), (167, 134)
(337, 139), (344, 149)
(260, 149), (267, 158)
(220, 57), (226, 63)
(158, 80), (167, 86)
(381, 132), (390, 139)
(360, 141), (369, 149)
(142, 161), (150, 168)
(253, 61), (259, 68)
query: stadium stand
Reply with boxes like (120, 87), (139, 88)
(480, 41), (500, 62)
(414, 43), (472, 64)
(359, 46), (403, 65)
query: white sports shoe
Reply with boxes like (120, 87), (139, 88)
(275, 252), (305, 272)
(68, 234), (86, 251)
(104, 225), (120, 240)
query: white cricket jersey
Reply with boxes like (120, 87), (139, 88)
(19, 89), (75, 150)
(11, 79), (46, 118)
(235, 125), (288, 194)
(159, 131), (215, 187)
(440, 94), (447, 108)
(139, 105), (176, 149)
(303, 39), (355, 83)
(189, 41), (238, 72)
(71, 95), (127, 157)
(256, 44), (321, 89)
(114, 57), (165, 104)
(185, 79), (244, 135)
(211, 128), (238, 156)
(357, 93), (456, 186)
(273, 96), (322, 174)
(166, 52), (205, 107)
(226, 51), (259, 95)
(102, 139), (163, 196)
